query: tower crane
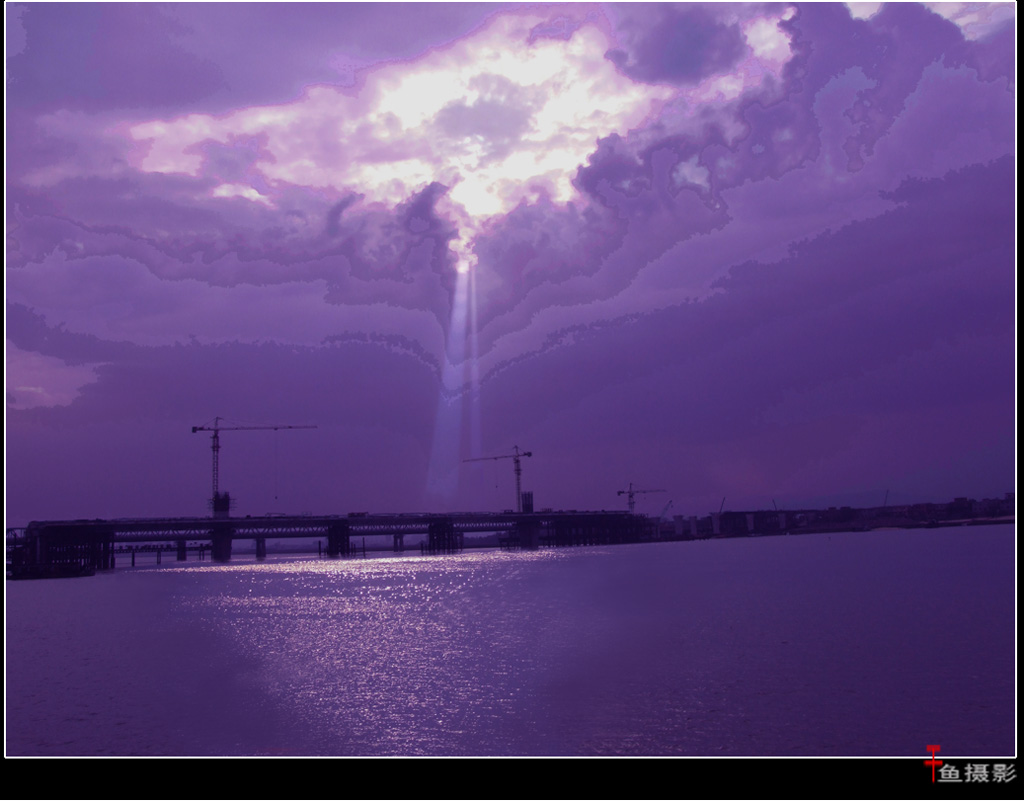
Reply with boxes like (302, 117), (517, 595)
(618, 482), (666, 514)
(191, 416), (316, 512)
(464, 446), (532, 512)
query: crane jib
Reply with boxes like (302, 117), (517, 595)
(463, 448), (533, 512)
(192, 419), (317, 501)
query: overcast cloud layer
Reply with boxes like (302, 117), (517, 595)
(5, 2), (1016, 526)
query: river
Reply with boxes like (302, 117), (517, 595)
(4, 525), (1015, 757)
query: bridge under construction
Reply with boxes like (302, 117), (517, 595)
(7, 510), (657, 579)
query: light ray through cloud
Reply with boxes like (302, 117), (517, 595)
(425, 266), (474, 503)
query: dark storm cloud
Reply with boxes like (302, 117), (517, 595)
(6, 2), (509, 115)
(192, 134), (275, 188)
(529, 14), (585, 43)
(834, 3), (967, 170)
(6, 302), (136, 366)
(466, 129), (738, 355)
(329, 181), (460, 292)
(470, 193), (627, 324)
(324, 194), (364, 238)
(606, 3), (748, 85)
(9, 168), (461, 323)
(770, 2), (1013, 176)
(477, 157), (1015, 510)
(6, 3), (226, 113)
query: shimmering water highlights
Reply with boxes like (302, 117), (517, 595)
(5, 526), (1015, 756)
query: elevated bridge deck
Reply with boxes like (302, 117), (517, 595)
(7, 510), (657, 578)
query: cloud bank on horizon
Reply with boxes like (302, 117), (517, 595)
(5, 2), (1016, 525)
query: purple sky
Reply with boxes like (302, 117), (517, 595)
(5, 2), (1016, 526)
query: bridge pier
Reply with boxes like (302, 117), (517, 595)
(515, 518), (539, 550)
(255, 537), (267, 561)
(211, 526), (233, 563)
(393, 533), (404, 552)
(326, 523), (351, 558)
(423, 518), (461, 554)
(177, 541), (187, 562)
(98, 530), (115, 570)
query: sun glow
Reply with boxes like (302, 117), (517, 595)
(126, 12), (673, 235)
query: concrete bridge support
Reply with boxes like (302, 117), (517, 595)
(255, 537), (267, 561)
(515, 518), (540, 550)
(97, 530), (116, 571)
(424, 518), (461, 554)
(326, 523), (351, 558)
(211, 525), (233, 563)
(177, 541), (187, 561)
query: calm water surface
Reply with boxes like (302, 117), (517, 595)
(5, 526), (1015, 756)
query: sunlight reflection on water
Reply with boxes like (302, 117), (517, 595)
(6, 528), (1016, 756)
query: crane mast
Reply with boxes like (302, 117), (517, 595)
(191, 417), (316, 513)
(464, 446), (533, 512)
(617, 482), (666, 514)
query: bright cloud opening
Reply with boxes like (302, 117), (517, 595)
(125, 12), (676, 247)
